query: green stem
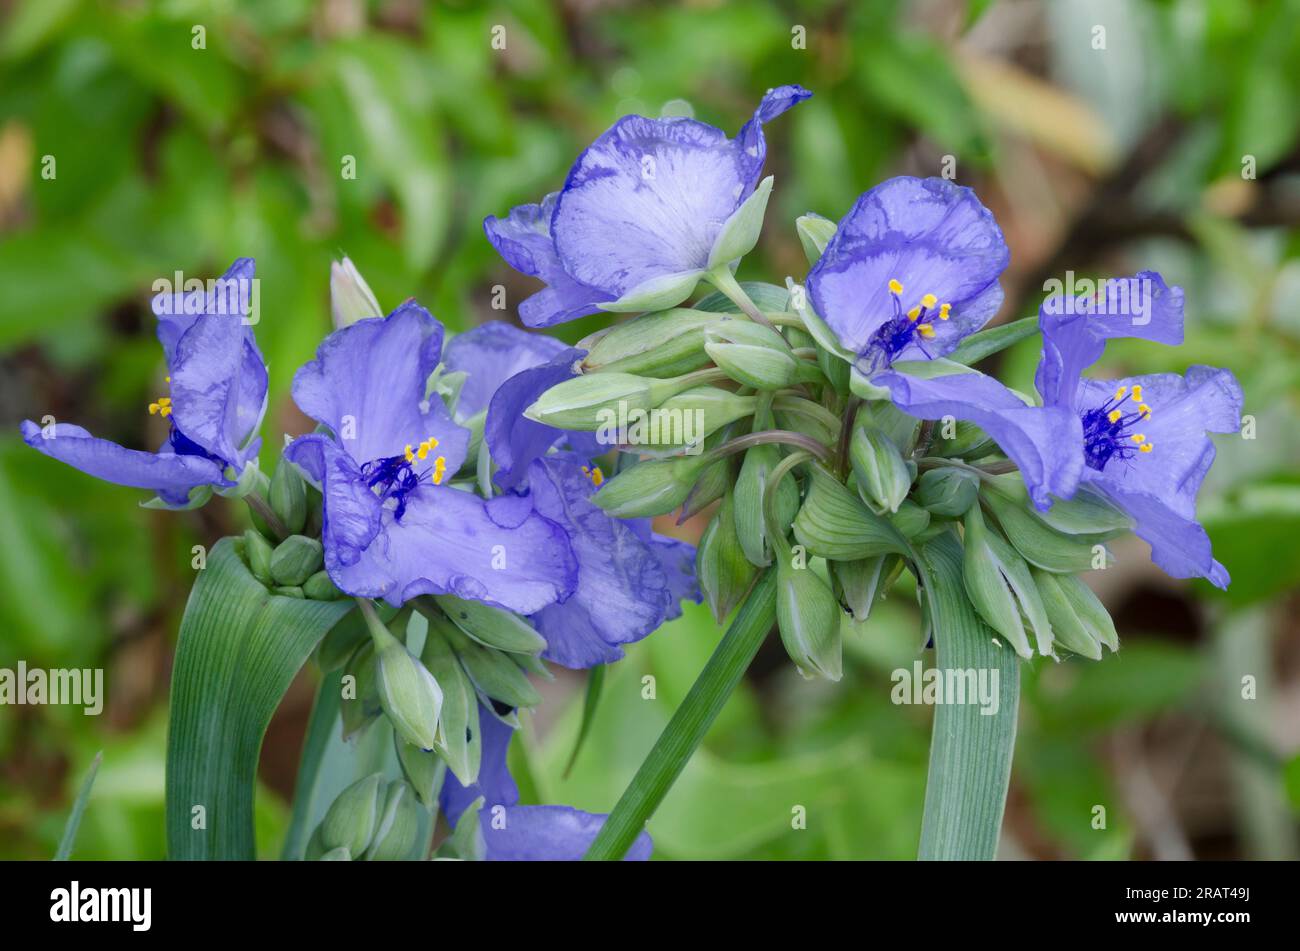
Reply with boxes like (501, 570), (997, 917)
(915, 533), (1021, 860)
(583, 567), (779, 860)
(709, 429), (832, 464)
(705, 266), (777, 331)
(246, 491), (288, 541)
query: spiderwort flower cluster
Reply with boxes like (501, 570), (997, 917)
(22, 83), (1247, 863)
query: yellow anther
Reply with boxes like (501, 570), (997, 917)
(921, 293), (937, 309)
(149, 396), (173, 418)
(1138, 403), (1151, 418)
(938, 303), (952, 320)
(426, 436), (438, 449)
(148, 402), (160, 415)
(589, 466), (605, 486)
(1139, 443), (1153, 453)
(1115, 386), (1128, 400)
(404, 444), (415, 463)
(164, 376), (171, 383)
(432, 456), (447, 485)
(917, 323), (936, 339)
(1131, 433), (1146, 444)
(417, 443), (430, 460)
(1108, 409), (1122, 424)
(888, 279), (903, 295)
(1131, 384), (1143, 401)
(907, 306), (921, 321)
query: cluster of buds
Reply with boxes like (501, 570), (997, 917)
(525, 232), (1130, 678)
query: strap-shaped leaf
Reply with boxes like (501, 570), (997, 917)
(166, 537), (353, 860)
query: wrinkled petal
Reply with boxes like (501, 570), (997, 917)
(526, 456), (686, 668)
(1086, 480), (1230, 588)
(483, 194), (609, 329)
(442, 321), (570, 420)
(647, 532), (701, 622)
(874, 369), (1084, 510)
(152, 258), (267, 467)
(484, 347), (589, 491)
(293, 300), (467, 471)
(733, 85), (813, 187)
(326, 483), (577, 612)
(284, 434), (383, 570)
(21, 421), (228, 505)
(480, 805), (652, 861)
(550, 87), (809, 299)
(1077, 366), (1239, 587)
(438, 704), (519, 826)
(808, 176), (1009, 364)
(1036, 271), (1184, 410)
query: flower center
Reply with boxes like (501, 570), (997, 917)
(360, 436), (446, 521)
(581, 464), (604, 487)
(861, 279), (951, 369)
(1080, 385), (1154, 471)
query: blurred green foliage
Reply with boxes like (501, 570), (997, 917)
(2, 0), (1298, 859)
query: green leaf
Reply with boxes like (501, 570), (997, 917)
(54, 751), (102, 861)
(917, 533), (1021, 860)
(563, 664), (606, 780)
(166, 538), (353, 860)
(708, 175), (773, 268)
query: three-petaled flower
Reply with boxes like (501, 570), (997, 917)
(485, 85), (811, 327)
(21, 258), (267, 508)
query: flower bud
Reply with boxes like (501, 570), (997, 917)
(269, 534), (325, 587)
(679, 457), (731, 521)
(418, 614), (481, 786)
(524, 371), (698, 431)
(243, 527), (274, 585)
(734, 444), (800, 567)
(303, 569), (345, 601)
(697, 491), (757, 622)
(934, 419), (995, 459)
(834, 554), (901, 622)
(429, 594), (545, 655)
(774, 540), (843, 681)
(269, 454), (307, 535)
(340, 641), (381, 740)
(645, 387), (757, 450)
(330, 256), (382, 328)
(961, 505), (1054, 659)
(795, 213), (836, 265)
(321, 773), (384, 857)
(364, 780), (423, 861)
(366, 612), (442, 751)
(1033, 568), (1117, 658)
(916, 467), (979, 517)
(592, 453), (712, 518)
(440, 620), (540, 709)
(982, 485), (1110, 573)
(704, 321), (803, 390)
(394, 732), (448, 808)
(792, 464), (908, 561)
(850, 423), (913, 514)
(581, 309), (722, 378)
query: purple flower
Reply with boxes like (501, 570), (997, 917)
(440, 702), (652, 861)
(446, 322), (699, 667)
(808, 176), (1010, 371)
(21, 258), (267, 507)
(878, 272), (1241, 587)
(1036, 273), (1240, 587)
(284, 303), (577, 612)
(527, 453), (699, 668)
(485, 85), (811, 327)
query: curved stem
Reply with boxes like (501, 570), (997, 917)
(583, 567), (778, 860)
(709, 429), (832, 464)
(916, 456), (1019, 479)
(245, 492), (288, 541)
